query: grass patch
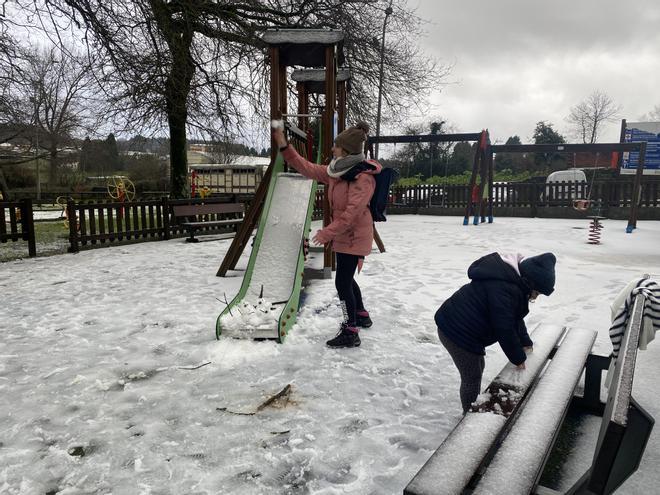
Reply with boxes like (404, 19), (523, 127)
(0, 220), (69, 262)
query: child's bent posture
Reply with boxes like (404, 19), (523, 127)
(435, 252), (556, 412)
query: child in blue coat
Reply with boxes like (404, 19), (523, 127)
(435, 252), (556, 412)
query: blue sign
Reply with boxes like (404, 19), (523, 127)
(622, 122), (660, 175)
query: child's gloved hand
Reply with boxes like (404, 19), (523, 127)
(523, 346), (533, 353)
(516, 362), (526, 370)
(312, 229), (332, 245)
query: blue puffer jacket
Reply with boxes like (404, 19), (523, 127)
(434, 253), (533, 365)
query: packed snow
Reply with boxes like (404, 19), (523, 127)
(1, 215), (659, 494)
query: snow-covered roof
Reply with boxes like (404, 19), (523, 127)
(190, 155), (270, 170)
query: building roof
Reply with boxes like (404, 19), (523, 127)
(189, 155), (270, 170)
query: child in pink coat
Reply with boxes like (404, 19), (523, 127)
(273, 122), (382, 348)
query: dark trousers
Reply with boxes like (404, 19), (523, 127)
(335, 252), (365, 326)
(437, 327), (485, 413)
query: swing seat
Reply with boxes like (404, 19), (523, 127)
(573, 199), (591, 211)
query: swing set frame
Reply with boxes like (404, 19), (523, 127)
(489, 141), (648, 232)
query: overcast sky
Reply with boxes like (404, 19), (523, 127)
(405, 0), (660, 144)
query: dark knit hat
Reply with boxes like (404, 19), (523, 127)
(519, 253), (556, 296)
(334, 121), (369, 155)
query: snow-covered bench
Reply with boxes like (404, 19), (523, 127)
(405, 295), (654, 495)
(172, 202), (244, 242)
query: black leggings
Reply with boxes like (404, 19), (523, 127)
(335, 252), (365, 326)
(437, 328), (485, 413)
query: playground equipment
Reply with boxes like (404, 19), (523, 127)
(106, 176), (136, 202)
(489, 141), (648, 232)
(216, 152), (317, 341)
(367, 130), (493, 225)
(588, 215), (605, 244)
(215, 29), (345, 341)
(56, 195), (79, 231)
(217, 29), (347, 280)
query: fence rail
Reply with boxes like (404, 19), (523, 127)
(388, 180), (660, 213)
(66, 194), (253, 253)
(1, 199), (36, 257)
(5, 178), (660, 258)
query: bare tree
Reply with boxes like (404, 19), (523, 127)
(639, 105), (660, 121)
(4, 44), (96, 184)
(567, 90), (621, 144)
(23, 0), (448, 198)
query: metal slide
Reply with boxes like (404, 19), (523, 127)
(216, 153), (318, 342)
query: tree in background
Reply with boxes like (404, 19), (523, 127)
(386, 120), (465, 180)
(79, 133), (122, 175)
(640, 105), (660, 122)
(27, 0), (448, 198)
(567, 90), (620, 144)
(494, 135), (534, 173)
(4, 45), (96, 184)
(533, 121), (567, 170)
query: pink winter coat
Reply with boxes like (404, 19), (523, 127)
(282, 146), (382, 257)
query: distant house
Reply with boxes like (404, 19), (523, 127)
(189, 155), (271, 194)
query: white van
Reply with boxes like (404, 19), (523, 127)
(545, 169), (587, 200)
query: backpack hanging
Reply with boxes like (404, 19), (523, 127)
(370, 167), (400, 222)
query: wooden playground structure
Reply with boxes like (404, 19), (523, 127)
(217, 28), (383, 278)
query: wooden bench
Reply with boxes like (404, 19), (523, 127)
(405, 293), (654, 495)
(172, 203), (244, 242)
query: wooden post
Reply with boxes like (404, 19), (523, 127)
(270, 46), (283, 163)
(67, 198), (79, 253)
(487, 141), (494, 222)
(20, 198), (36, 257)
(627, 141), (646, 233)
(162, 196), (171, 240)
(297, 81), (308, 131)
(338, 80), (347, 133)
(616, 119), (627, 170)
(373, 226), (385, 253)
(323, 45), (337, 275)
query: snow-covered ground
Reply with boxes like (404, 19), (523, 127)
(1, 215), (659, 494)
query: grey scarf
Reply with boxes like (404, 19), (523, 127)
(327, 153), (365, 178)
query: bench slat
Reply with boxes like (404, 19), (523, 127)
(472, 328), (597, 495)
(475, 324), (566, 416)
(404, 324), (566, 495)
(172, 203), (244, 216)
(404, 414), (507, 495)
(181, 219), (242, 228)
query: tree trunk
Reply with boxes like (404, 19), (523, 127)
(165, 54), (194, 198)
(49, 146), (58, 186)
(167, 102), (189, 198)
(0, 166), (10, 200)
(154, 0), (195, 199)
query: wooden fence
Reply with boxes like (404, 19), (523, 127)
(66, 195), (253, 253)
(387, 180), (660, 219)
(6, 178), (660, 258)
(1, 199), (36, 257)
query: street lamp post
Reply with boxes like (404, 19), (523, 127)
(374, 2), (393, 160)
(30, 83), (41, 201)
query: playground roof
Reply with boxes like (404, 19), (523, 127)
(262, 29), (345, 67)
(291, 68), (351, 94)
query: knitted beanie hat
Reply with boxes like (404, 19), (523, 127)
(334, 121), (370, 155)
(519, 252), (556, 296)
